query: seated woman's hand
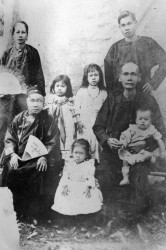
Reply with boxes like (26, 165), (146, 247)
(10, 153), (19, 169)
(107, 138), (122, 149)
(128, 141), (146, 153)
(62, 185), (69, 196)
(36, 157), (47, 171)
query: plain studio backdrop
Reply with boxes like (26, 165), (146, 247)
(0, 0), (166, 124)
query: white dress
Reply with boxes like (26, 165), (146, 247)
(52, 159), (103, 215)
(46, 94), (76, 160)
(75, 86), (107, 160)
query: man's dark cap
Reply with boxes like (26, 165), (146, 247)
(27, 85), (45, 97)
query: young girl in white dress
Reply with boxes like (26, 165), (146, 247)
(52, 139), (103, 215)
(46, 75), (77, 161)
(75, 64), (107, 161)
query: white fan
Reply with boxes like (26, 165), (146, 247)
(22, 135), (48, 161)
(0, 67), (25, 96)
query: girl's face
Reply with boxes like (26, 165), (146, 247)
(54, 81), (67, 97)
(72, 146), (86, 164)
(87, 69), (100, 87)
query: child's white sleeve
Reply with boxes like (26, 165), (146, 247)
(74, 89), (83, 121)
(151, 125), (162, 141)
(102, 90), (107, 103)
(86, 160), (96, 188)
(68, 98), (79, 124)
(120, 125), (133, 145)
(45, 94), (54, 115)
(59, 166), (71, 186)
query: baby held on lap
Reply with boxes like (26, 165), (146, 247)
(0, 187), (19, 250)
(119, 108), (166, 185)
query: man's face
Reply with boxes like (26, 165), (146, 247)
(119, 16), (136, 39)
(27, 93), (44, 114)
(119, 63), (140, 90)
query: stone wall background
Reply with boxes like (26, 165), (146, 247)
(0, 0), (166, 124)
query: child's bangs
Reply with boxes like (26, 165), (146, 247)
(87, 65), (98, 73)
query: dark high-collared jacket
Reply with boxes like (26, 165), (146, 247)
(1, 44), (45, 95)
(104, 36), (166, 93)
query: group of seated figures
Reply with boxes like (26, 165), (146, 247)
(0, 10), (166, 224)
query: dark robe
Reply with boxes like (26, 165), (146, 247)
(104, 36), (166, 93)
(2, 109), (61, 218)
(0, 44), (45, 155)
(93, 91), (166, 206)
(1, 44), (45, 95)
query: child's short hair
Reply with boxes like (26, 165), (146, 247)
(71, 139), (91, 160)
(81, 64), (105, 90)
(118, 11), (137, 25)
(50, 75), (73, 98)
(136, 106), (152, 117)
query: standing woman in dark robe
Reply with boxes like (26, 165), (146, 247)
(1, 20), (45, 102)
(0, 21), (45, 155)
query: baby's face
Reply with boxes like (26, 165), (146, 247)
(136, 110), (151, 130)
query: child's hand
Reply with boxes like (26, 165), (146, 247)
(95, 179), (99, 188)
(62, 185), (69, 196)
(122, 141), (128, 149)
(83, 187), (91, 198)
(77, 121), (85, 134)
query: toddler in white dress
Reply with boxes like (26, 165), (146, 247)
(119, 107), (166, 185)
(52, 139), (103, 215)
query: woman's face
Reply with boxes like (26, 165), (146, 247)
(13, 23), (28, 46)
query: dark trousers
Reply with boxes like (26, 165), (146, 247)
(96, 149), (151, 205)
(2, 159), (47, 218)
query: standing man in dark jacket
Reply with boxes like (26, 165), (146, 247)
(2, 86), (61, 220)
(104, 11), (166, 94)
(93, 62), (166, 207)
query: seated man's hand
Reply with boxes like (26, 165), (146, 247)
(36, 157), (47, 171)
(107, 138), (122, 149)
(128, 141), (146, 153)
(10, 153), (19, 169)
